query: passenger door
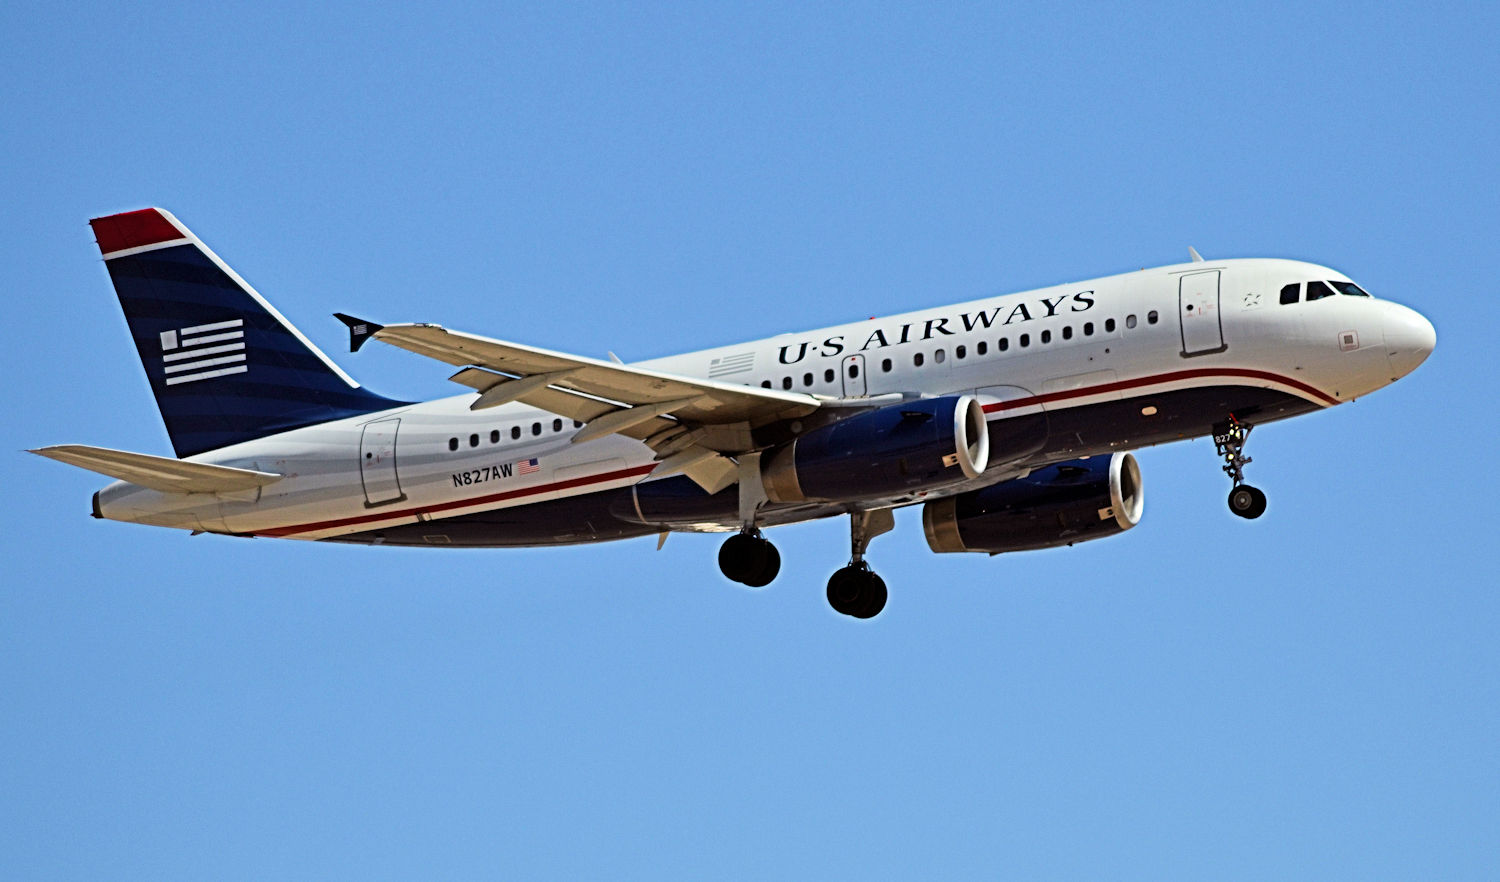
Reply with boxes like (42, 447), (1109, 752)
(1179, 270), (1227, 356)
(359, 418), (406, 507)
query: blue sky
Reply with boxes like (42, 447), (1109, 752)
(4, 2), (1497, 877)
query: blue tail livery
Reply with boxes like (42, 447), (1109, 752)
(90, 209), (407, 457)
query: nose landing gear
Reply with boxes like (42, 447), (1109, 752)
(1214, 416), (1267, 519)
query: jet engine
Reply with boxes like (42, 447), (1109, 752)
(922, 452), (1143, 553)
(761, 395), (990, 503)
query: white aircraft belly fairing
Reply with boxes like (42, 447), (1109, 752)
(34, 209), (1436, 618)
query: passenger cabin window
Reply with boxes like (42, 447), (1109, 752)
(1019, 333), (1030, 348)
(803, 372), (813, 387)
(956, 345), (966, 359)
(1083, 322), (1094, 336)
(848, 364), (860, 378)
(1126, 314), (1137, 329)
(531, 422), (541, 436)
(553, 419), (563, 432)
(782, 377), (792, 390)
(1147, 310), (1159, 324)
(448, 437), (458, 452)
(1105, 318), (1116, 333)
(824, 369), (835, 383)
(761, 380), (771, 388)
(1306, 280), (1336, 301)
(881, 358), (892, 372)
(934, 349), (946, 364)
(490, 430), (500, 444)
(976, 341), (987, 355)
(469, 434), (479, 448)
(913, 353), (924, 367)
(1040, 330), (1051, 344)
(999, 337), (1009, 352)
(512, 426), (521, 440)
(1280, 283), (1300, 305)
(1333, 281), (1370, 297)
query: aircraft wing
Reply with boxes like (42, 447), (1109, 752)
(336, 316), (821, 490)
(30, 445), (283, 494)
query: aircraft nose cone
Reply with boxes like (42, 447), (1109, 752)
(1383, 303), (1436, 379)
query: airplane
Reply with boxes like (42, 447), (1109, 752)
(33, 209), (1435, 618)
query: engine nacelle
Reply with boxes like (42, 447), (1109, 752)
(923, 452), (1143, 554)
(762, 395), (990, 503)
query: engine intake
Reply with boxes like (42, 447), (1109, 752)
(923, 452), (1143, 554)
(762, 395), (989, 503)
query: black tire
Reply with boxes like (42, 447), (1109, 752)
(826, 566), (863, 615)
(718, 533), (759, 583)
(851, 572), (888, 619)
(741, 539), (780, 588)
(1228, 484), (1267, 519)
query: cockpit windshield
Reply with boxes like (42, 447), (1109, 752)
(1279, 279), (1373, 304)
(1306, 281), (1336, 301)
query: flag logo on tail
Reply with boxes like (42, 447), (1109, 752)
(160, 318), (247, 385)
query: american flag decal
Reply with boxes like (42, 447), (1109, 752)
(708, 351), (755, 378)
(160, 318), (246, 386)
(517, 457), (541, 475)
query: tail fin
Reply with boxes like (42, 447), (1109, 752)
(90, 208), (407, 457)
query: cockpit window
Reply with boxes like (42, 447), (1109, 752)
(1280, 283), (1300, 305)
(1305, 280), (1336, 301)
(1332, 281), (1370, 297)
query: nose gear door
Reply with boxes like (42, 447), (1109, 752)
(1179, 270), (1227, 356)
(359, 418), (406, 507)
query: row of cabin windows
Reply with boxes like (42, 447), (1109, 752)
(1280, 280), (1371, 304)
(448, 418), (583, 451)
(754, 314), (1161, 389)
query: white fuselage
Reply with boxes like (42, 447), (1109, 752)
(95, 258), (1432, 542)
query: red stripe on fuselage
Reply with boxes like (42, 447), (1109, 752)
(90, 209), (186, 256)
(981, 368), (1338, 413)
(256, 463), (658, 538)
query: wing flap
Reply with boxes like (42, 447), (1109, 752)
(31, 445), (282, 494)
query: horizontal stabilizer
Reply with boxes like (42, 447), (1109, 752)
(30, 445), (282, 494)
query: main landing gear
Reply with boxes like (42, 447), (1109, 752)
(1214, 416), (1267, 519)
(826, 509), (895, 619)
(714, 452), (895, 618)
(718, 530), (780, 587)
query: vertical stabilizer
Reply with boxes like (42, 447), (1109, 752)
(90, 208), (406, 457)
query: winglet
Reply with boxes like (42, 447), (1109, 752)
(334, 313), (384, 352)
(1188, 246), (1205, 263)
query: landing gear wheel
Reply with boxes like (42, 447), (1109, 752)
(741, 541), (780, 588)
(826, 564), (888, 619)
(718, 532), (780, 586)
(1214, 416), (1268, 520)
(1227, 484), (1267, 519)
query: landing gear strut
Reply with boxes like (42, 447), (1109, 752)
(826, 509), (894, 618)
(718, 452), (781, 587)
(719, 530), (780, 587)
(1214, 415), (1267, 519)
